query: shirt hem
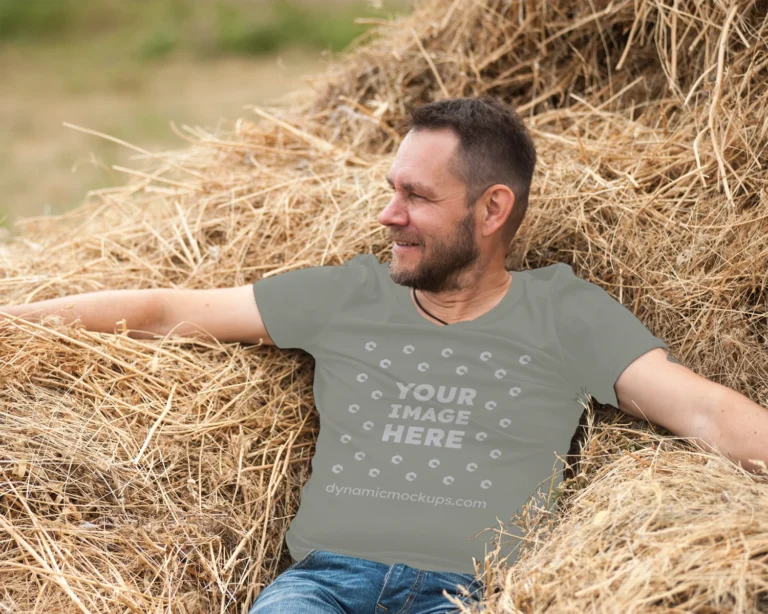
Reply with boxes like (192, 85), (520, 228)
(288, 533), (481, 575)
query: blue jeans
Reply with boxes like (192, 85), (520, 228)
(248, 549), (485, 613)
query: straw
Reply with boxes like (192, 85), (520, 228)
(1, 0), (767, 611)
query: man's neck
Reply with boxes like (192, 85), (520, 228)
(410, 270), (513, 325)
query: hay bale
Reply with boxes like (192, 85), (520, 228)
(1, 0), (767, 611)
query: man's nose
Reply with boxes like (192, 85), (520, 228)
(378, 195), (407, 226)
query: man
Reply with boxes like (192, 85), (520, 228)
(2, 97), (766, 613)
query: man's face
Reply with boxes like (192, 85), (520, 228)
(378, 128), (480, 293)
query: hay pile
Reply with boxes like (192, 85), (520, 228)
(1, 0), (767, 611)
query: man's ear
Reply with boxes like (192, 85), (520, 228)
(481, 185), (515, 238)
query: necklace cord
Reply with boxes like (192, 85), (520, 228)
(411, 273), (513, 326)
(412, 288), (449, 325)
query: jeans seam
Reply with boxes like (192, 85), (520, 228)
(395, 569), (425, 614)
(290, 549), (318, 571)
(374, 565), (396, 612)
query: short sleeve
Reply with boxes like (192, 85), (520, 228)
(552, 263), (669, 407)
(252, 254), (370, 351)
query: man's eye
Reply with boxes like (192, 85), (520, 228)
(410, 193), (426, 200)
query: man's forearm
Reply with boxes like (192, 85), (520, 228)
(701, 386), (768, 475)
(0, 290), (163, 339)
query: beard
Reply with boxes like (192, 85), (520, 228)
(388, 207), (480, 293)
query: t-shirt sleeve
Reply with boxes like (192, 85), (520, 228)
(552, 263), (669, 407)
(252, 254), (370, 352)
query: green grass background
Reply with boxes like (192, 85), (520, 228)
(0, 0), (409, 229)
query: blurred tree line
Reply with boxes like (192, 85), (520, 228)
(0, 0), (404, 58)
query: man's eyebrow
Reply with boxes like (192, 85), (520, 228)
(385, 175), (437, 198)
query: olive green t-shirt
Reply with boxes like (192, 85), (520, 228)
(252, 254), (668, 574)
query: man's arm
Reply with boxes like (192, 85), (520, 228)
(154, 285), (274, 345)
(615, 348), (768, 475)
(0, 285), (274, 345)
(697, 383), (768, 474)
(0, 290), (165, 339)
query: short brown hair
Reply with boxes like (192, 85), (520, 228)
(408, 97), (536, 247)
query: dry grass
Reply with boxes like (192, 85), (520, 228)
(1, 0), (767, 611)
